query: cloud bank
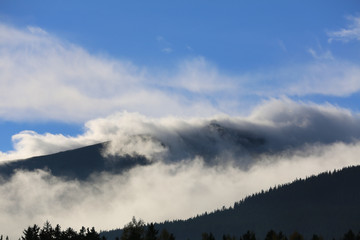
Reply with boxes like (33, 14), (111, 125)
(1, 99), (360, 239)
(2, 98), (360, 163)
(1, 140), (359, 240)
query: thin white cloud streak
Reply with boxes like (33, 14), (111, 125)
(157, 36), (173, 54)
(307, 48), (334, 60)
(251, 59), (360, 97)
(328, 16), (360, 42)
(1, 141), (359, 240)
(162, 57), (239, 94)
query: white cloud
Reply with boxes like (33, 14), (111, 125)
(1, 140), (360, 240)
(1, 99), (360, 238)
(307, 48), (334, 60)
(251, 59), (360, 97)
(1, 23), (360, 124)
(2, 98), (360, 163)
(157, 36), (173, 53)
(289, 60), (360, 96)
(161, 57), (241, 94)
(0, 130), (99, 161)
(0, 24), (226, 122)
(328, 16), (360, 42)
(162, 47), (173, 53)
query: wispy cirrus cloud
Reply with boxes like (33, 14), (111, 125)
(283, 60), (360, 96)
(307, 48), (334, 60)
(161, 57), (241, 94)
(328, 16), (360, 42)
(157, 36), (173, 53)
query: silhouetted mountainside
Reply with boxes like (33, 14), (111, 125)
(103, 165), (360, 240)
(0, 143), (148, 180)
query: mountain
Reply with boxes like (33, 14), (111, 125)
(0, 122), (267, 180)
(0, 143), (148, 180)
(102, 165), (360, 240)
(2, 140), (360, 239)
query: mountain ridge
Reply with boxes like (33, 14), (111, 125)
(102, 165), (360, 240)
(0, 143), (148, 180)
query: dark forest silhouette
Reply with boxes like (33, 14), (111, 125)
(4, 219), (360, 240)
(102, 165), (360, 240)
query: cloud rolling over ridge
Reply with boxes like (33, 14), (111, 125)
(2, 98), (359, 164)
(1, 99), (360, 238)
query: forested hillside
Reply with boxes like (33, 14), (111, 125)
(103, 165), (360, 240)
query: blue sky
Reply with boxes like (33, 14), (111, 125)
(0, 0), (360, 155)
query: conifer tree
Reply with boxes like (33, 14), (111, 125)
(53, 225), (61, 240)
(240, 231), (256, 240)
(201, 233), (215, 240)
(63, 227), (77, 240)
(121, 217), (145, 240)
(343, 230), (356, 240)
(40, 221), (54, 240)
(265, 230), (278, 240)
(289, 231), (303, 240)
(85, 227), (101, 240)
(145, 223), (158, 240)
(22, 225), (40, 240)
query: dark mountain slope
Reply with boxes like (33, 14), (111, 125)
(103, 165), (360, 240)
(0, 143), (148, 180)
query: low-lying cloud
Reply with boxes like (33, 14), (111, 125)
(1, 140), (359, 240)
(1, 99), (360, 239)
(2, 98), (360, 164)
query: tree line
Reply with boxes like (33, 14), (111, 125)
(3, 217), (360, 240)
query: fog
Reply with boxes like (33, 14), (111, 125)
(0, 141), (359, 239)
(1, 99), (360, 239)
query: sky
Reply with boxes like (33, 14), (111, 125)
(1, 0), (360, 238)
(0, 0), (359, 154)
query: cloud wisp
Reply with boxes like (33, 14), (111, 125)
(328, 16), (360, 42)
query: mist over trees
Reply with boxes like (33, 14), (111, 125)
(2, 166), (360, 240)
(102, 165), (360, 240)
